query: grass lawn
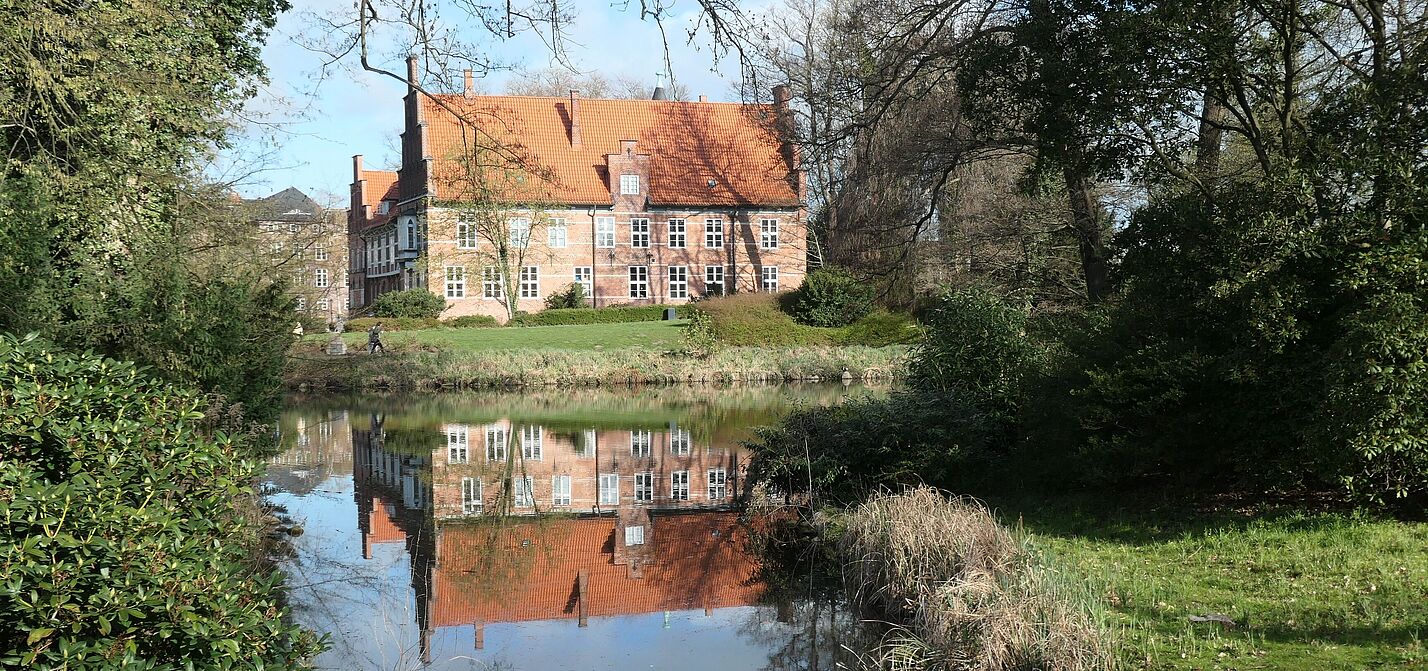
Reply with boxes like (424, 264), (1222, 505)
(325, 319), (689, 352)
(995, 496), (1428, 669)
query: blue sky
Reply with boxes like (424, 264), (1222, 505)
(228, 0), (748, 205)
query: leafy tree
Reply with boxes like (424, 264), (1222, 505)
(786, 268), (875, 327)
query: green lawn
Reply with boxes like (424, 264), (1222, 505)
(327, 319), (689, 352)
(998, 496), (1428, 670)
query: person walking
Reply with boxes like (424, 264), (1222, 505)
(367, 323), (385, 354)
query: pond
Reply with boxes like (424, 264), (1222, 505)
(265, 385), (878, 671)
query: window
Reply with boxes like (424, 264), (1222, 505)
(342, 271), (349, 287)
(670, 428), (691, 455)
(573, 267), (593, 298)
(289, 222), (299, 233)
(377, 201), (390, 215)
(708, 468), (727, 499)
(271, 241), (283, 255)
(625, 525), (645, 545)
(314, 245), (329, 261)
(520, 425), (543, 460)
(295, 296), (306, 311)
(620, 174), (640, 195)
(705, 266), (724, 296)
(547, 219), (567, 248)
(508, 218), (531, 248)
(314, 268), (329, 288)
(761, 266), (779, 293)
(512, 475), (534, 507)
(456, 215), (478, 249)
(668, 219), (686, 248)
(461, 477), (483, 514)
(552, 475), (572, 506)
(634, 472), (654, 502)
(630, 430), (652, 457)
(519, 266), (540, 299)
(482, 267), (503, 299)
(628, 266), (648, 299)
(760, 218), (780, 249)
(595, 217), (615, 248)
(705, 218), (724, 248)
(598, 474), (619, 505)
(447, 425), (470, 463)
(631, 218), (650, 248)
(671, 470), (690, 501)
(444, 266), (466, 298)
(668, 266), (688, 300)
(485, 426), (508, 461)
(317, 298), (330, 311)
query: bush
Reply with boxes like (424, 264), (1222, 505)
(444, 314), (500, 328)
(371, 289), (446, 319)
(694, 293), (832, 346)
(0, 334), (324, 667)
(544, 283), (590, 310)
(509, 304), (693, 326)
(834, 310), (922, 346)
(344, 316), (441, 332)
(787, 268), (876, 327)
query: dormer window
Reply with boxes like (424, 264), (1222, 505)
(377, 200), (392, 215)
(620, 174), (640, 195)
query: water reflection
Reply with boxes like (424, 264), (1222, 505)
(267, 386), (879, 671)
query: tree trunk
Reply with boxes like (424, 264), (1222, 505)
(1063, 166), (1111, 301)
(1195, 89), (1227, 179)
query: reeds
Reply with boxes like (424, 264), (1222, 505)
(841, 487), (1117, 671)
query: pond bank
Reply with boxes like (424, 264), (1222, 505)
(284, 345), (908, 390)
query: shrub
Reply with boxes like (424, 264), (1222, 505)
(0, 334), (324, 667)
(445, 314), (500, 328)
(509, 304), (693, 326)
(544, 283), (590, 310)
(787, 268), (876, 327)
(344, 316), (441, 332)
(371, 289), (446, 319)
(911, 288), (1040, 428)
(694, 293), (832, 346)
(679, 308), (720, 359)
(834, 310), (922, 346)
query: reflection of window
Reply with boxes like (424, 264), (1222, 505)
(520, 425), (543, 460)
(447, 425), (469, 463)
(485, 426), (508, 461)
(599, 474), (619, 505)
(671, 471), (690, 500)
(625, 525), (645, 545)
(634, 472), (653, 502)
(595, 217), (615, 248)
(708, 468), (727, 499)
(512, 475), (534, 507)
(552, 475), (572, 506)
(576, 429), (597, 458)
(670, 428), (691, 455)
(462, 477), (482, 514)
(630, 430), (652, 457)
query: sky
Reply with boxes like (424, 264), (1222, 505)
(228, 0), (752, 205)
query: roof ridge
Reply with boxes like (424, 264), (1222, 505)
(427, 93), (768, 106)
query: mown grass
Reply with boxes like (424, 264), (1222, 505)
(991, 495), (1428, 670)
(318, 319), (689, 351)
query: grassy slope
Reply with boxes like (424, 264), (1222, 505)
(994, 497), (1428, 670)
(326, 320), (689, 352)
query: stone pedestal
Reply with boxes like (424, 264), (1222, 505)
(326, 337), (347, 356)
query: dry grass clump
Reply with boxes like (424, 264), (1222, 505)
(841, 487), (1116, 671)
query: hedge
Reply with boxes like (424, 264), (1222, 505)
(344, 316), (442, 332)
(509, 304), (694, 326)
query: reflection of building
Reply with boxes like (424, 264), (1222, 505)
(346, 412), (765, 664)
(267, 410), (354, 495)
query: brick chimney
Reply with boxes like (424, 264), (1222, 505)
(406, 55), (418, 93)
(772, 84), (799, 193)
(463, 68), (474, 96)
(569, 89), (582, 148)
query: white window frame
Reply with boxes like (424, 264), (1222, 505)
(508, 218), (531, 249)
(670, 428), (691, 455)
(461, 477), (483, 514)
(520, 425), (543, 461)
(456, 216), (478, 249)
(704, 218), (724, 248)
(444, 266), (466, 298)
(625, 525), (645, 545)
(630, 430), (652, 457)
(519, 265), (540, 299)
(668, 266), (688, 300)
(634, 472), (654, 502)
(595, 216), (615, 248)
(512, 475), (534, 507)
(485, 425), (508, 462)
(760, 218), (780, 249)
(705, 265), (724, 295)
(482, 267), (503, 299)
(447, 425), (469, 463)
(761, 266), (779, 293)
(295, 296), (306, 311)
(552, 475), (572, 506)
(547, 219), (568, 248)
(631, 218), (650, 248)
(314, 268), (329, 288)
(573, 267), (593, 298)
(671, 470), (690, 501)
(314, 245), (329, 261)
(667, 219), (686, 248)
(628, 266), (648, 299)
(316, 297), (329, 311)
(708, 468), (727, 499)
(598, 473), (620, 505)
(620, 174), (640, 195)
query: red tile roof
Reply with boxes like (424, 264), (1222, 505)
(429, 512), (763, 626)
(421, 95), (801, 208)
(359, 169), (399, 224)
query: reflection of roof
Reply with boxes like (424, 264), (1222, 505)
(422, 95), (800, 207)
(430, 511), (761, 627)
(367, 493), (407, 544)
